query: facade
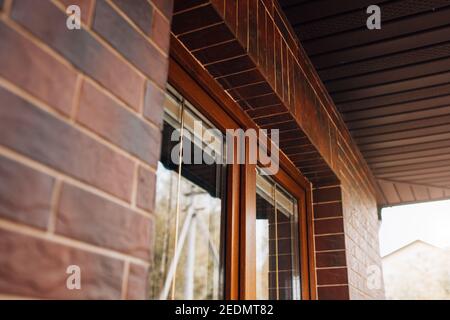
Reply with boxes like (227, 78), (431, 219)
(0, 0), (448, 300)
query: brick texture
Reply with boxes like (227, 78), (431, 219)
(136, 166), (156, 213)
(0, 155), (54, 229)
(77, 80), (161, 166)
(0, 0), (171, 299)
(11, 0), (145, 110)
(0, 228), (124, 299)
(93, 0), (167, 88)
(0, 87), (135, 201)
(0, 21), (78, 115)
(127, 264), (149, 300)
(56, 183), (153, 260)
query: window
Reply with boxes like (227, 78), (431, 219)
(153, 57), (315, 300)
(150, 86), (227, 300)
(255, 171), (302, 300)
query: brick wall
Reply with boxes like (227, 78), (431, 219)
(0, 0), (385, 300)
(0, 0), (171, 299)
(171, 0), (385, 300)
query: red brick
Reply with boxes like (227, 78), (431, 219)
(316, 251), (347, 268)
(248, 0), (258, 60)
(318, 285), (350, 300)
(56, 183), (153, 260)
(314, 218), (344, 235)
(314, 202), (343, 219)
(151, 8), (171, 54)
(77, 81), (161, 166)
(0, 22), (77, 115)
(317, 267), (348, 285)
(11, 0), (145, 110)
(0, 87), (135, 201)
(151, 0), (174, 20)
(313, 186), (342, 203)
(174, 0), (208, 14)
(237, 0), (248, 50)
(172, 4), (222, 35)
(0, 228), (124, 299)
(127, 264), (148, 300)
(178, 23), (234, 51)
(93, 0), (168, 88)
(224, 0), (237, 34)
(315, 234), (346, 251)
(0, 155), (54, 229)
(143, 80), (165, 128)
(136, 166), (156, 213)
(58, 0), (94, 24)
(112, 0), (153, 35)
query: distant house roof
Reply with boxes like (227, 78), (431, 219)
(382, 240), (439, 259)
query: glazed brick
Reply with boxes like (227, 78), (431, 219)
(151, 8), (171, 54)
(77, 81), (161, 166)
(56, 183), (153, 260)
(193, 40), (246, 65)
(315, 234), (346, 251)
(143, 80), (165, 128)
(58, 0), (94, 24)
(173, 0), (208, 14)
(206, 55), (255, 77)
(178, 23), (234, 51)
(317, 267), (348, 285)
(136, 166), (156, 213)
(237, 0), (248, 49)
(93, 0), (167, 87)
(313, 186), (342, 203)
(127, 264), (149, 300)
(11, 0), (144, 110)
(0, 87), (135, 201)
(93, 0), (167, 88)
(318, 285), (350, 300)
(0, 155), (54, 229)
(224, 0), (237, 34)
(217, 69), (265, 89)
(314, 202), (343, 219)
(172, 3), (222, 35)
(151, 0), (174, 19)
(0, 228), (123, 299)
(112, 0), (153, 35)
(248, 0), (258, 60)
(314, 218), (344, 235)
(316, 251), (347, 268)
(0, 22), (77, 115)
(257, 2), (267, 73)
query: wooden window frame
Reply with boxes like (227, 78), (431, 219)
(168, 36), (317, 300)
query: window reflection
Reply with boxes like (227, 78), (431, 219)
(255, 171), (301, 300)
(150, 86), (226, 300)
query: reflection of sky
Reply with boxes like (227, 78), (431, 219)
(379, 200), (450, 256)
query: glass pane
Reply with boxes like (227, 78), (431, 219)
(255, 171), (301, 300)
(150, 86), (226, 300)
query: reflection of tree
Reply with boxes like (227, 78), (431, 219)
(150, 164), (222, 300)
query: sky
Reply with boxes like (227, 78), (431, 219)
(379, 199), (450, 257)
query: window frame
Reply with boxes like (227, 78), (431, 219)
(167, 39), (316, 300)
